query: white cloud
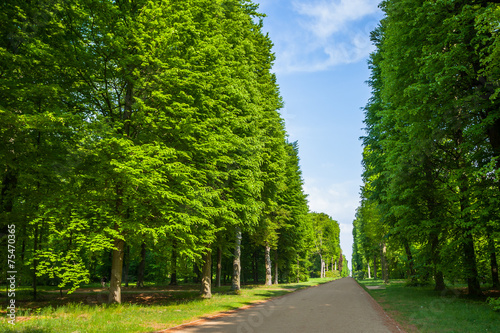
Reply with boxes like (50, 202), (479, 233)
(293, 0), (380, 40)
(268, 0), (382, 73)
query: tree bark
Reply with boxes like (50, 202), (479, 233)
(231, 227), (242, 291)
(367, 261), (371, 279)
(430, 233), (445, 291)
(193, 262), (201, 283)
(201, 250), (212, 298)
(0, 170), (17, 215)
(253, 250), (259, 283)
(216, 246), (222, 288)
(487, 233), (499, 288)
(123, 244), (130, 287)
(463, 230), (482, 296)
(170, 239), (178, 285)
(339, 249), (344, 275)
(274, 250), (278, 285)
(380, 243), (389, 284)
(486, 116), (500, 172)
(456, 129), (482, 296)
(459, 186), (481, 295)
(373, 255), (378, 279)
(423, 157), (445, 290)
(318, 253), (323, 278)
(109, 235), (125, 303)
(20, 232), (26, 287)
(32, 223), (39, 301)
(296, 256), (300, 283)
(136, 241), (146, 288)
(265, 243), (272, 286)
(458, 175), (482, 296)
(403, 238), (416, 281)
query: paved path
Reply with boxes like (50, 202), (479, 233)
(166, 277), (403, 333)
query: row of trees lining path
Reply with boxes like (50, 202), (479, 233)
(0, 0), (348, 304)
(353, 0), (500, 296)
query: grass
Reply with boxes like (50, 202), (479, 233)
(0, 278), (335, 333)
(358, 279), (500, 333)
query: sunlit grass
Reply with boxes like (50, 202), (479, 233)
(0, 278), (335, 333)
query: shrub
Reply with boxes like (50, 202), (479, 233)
(325, 270), (340, 279)
(487, 297), (500, 311)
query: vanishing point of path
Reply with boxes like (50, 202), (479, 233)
(164, 277), (403, 333)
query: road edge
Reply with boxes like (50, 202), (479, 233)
(352, 278), (405, 333)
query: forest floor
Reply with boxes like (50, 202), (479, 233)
(359, 279), (500, 333)
(4, 283), (317, 308)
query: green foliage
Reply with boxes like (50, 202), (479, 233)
(0, 0), (340, 302)
(355, 0), (500, 296)
(487, 297), (500, 312)
(325, 270), (340, 279)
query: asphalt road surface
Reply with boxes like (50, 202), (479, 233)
(165, 277), (403, 333)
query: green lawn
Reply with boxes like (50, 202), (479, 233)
(358, 279), (500, 333)
(0, 278), (335, 333)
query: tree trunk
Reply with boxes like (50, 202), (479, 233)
(367, 261), (371, 279)
(20, 233), (26, 287)
(297, 256), (300, 283)
(487, 233), (499, 288)
(320, 260), (323, 278)
(373, 255), (378, 279)
(486, 116), (500, 172)
(123, 244), (130, 287)
(403, 238), (416, 281)
(109, 236), (125, 303)
(170, 239), (178, 286)
(265, 243), (272, 286)
(136, 241), (146, 288)
(231, 227), (242, 291)
(456, 129), (482, 296)
(423, 157), (444, 290)
(458, 174), (481, 296)
(463, 230), (482, 296)
(274, 250), (278, 285)
(201, 250), (212, 298)
(339, 249), (343, 275)
(216, 246), (222, 288)
(430, 233), (445, 291)
(253, 250), (259, 283)
(32, 224), (39, 301)
(380, 243), (389, 284)
(193, 262), (201, 283)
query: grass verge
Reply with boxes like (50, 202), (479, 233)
(357, 279), (500, 333)
(0, 278), (335, 333)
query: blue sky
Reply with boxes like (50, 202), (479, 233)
(255, 0), (384, 269)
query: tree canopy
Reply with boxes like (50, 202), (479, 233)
(354, 0), (500, 295)
(0, 0), (346, 303)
